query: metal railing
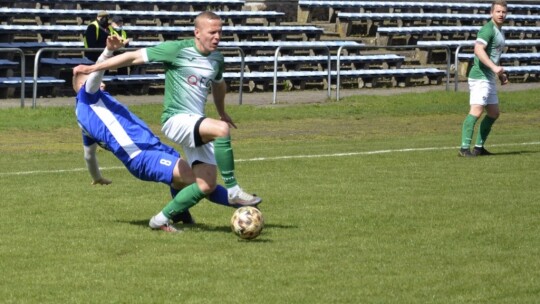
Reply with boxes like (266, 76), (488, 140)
(0, 48), (25, 107)
(272, 45), (331, 104)
(218, 46), (245, 105)
(33, 47), (105, 108)
(32, 46), (245, 107)
(336, 44), (451, 101)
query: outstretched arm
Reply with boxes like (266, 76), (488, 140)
(74, 46), (146, 76)
(83, 143), (112, 185)
(84, 36), (126, 93)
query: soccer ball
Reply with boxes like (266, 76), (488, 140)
(230, 206), (264, 240)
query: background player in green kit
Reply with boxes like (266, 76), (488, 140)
(74, 11), (261, 228)
(459, 0), (509, 157)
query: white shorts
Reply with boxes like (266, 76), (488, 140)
(468, 78), (498, 106)
(161, 113), (216, 167)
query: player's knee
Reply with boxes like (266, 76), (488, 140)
(171, 159), (196, 187)
(214, 121), (230, 138)
(196, 179), (217, 194)
(490, 112), (500, 120)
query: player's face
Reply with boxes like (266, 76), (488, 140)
(194, 18), (222, 54)
(491, 4), (507, 27)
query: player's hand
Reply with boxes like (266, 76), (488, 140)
(92, 177), (112, 185)
(73, 64), (92, 76)
(493, 66), (504, 76)
(220, 113), (237, 129)
(499, 73), (509, 85)
(106, 35), (124, 51)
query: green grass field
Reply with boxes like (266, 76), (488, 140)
(1, 89), (539, 303)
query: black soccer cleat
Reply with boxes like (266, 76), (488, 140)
(458, 148), (475, 158)
(472, 146), (493, 156)
(171, 210), (196, 225)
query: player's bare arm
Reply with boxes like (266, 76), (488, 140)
(474, 42), (504, 76)
(83, 143), (112, 185)
(73, 48), (146, 76)
(212, 81), (236, 129)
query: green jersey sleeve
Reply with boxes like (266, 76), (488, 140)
(476, 22), (495, 46)
(215, 61), (224, 82)
(146, 40), (194, 63)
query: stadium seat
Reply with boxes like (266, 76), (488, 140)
(0, 24), (324, 42)
(0, 59), (19, 69)
(377, 26), (540, 46)
(297, 0), (540, 23)
(98, 67), (445, 93)
(224, 68), (446, 91)
(6, 0), (246, 11)
(457, 52), (540, 63)
(337, 12), (540, 38)
(0, 77), (65, 86)
(417, 39), (540, 49)
(224, 54), (405, 72)
(0, 40), (363, 54)
(0, 8), (284, 26)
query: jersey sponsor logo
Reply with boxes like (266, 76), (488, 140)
(187, 74), (213, 88)
(187, 75), (198, 85)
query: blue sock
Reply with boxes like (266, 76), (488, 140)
(170, 187), (180, 198)
(173, 185), (231, 207)
(207, 185), (232, 207)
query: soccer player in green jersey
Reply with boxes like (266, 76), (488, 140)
(459, 0), (509, 157)
(74, 11), (261, 228)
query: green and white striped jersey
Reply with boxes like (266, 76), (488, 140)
(144, 39), (225, 124)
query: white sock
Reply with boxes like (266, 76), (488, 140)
(150, 211), (169, 227)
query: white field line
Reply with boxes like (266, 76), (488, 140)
(1, 141), (539, 177)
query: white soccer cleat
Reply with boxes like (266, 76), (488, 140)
(228, 189), (262, 208)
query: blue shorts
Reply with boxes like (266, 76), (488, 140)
(126, 142), (180, 184)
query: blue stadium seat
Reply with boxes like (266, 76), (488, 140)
(225, 54), (405, 72)
(40, 57), (95, 66)
(0, 76), (65, 87)
(0, 7), (284, 26)
(457, 53), (540, 63)
(0, 40), (362, 51)
(417, 39), (540, 48)
(2, 0), (246, 11)
(337, 12), (540, 37)
(0, 24), (324, 42)
(503, 65), (540, 75)
(0, 59), (19, 69)
(298, 0), (540, 23)
(377, 26), (540, 45)
(98, 68), (445, 86)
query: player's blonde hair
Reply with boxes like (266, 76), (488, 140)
(194, 11), (222, 29)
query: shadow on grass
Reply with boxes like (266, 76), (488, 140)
(489, 150), (540, 156)
(120, 219), (297, 239)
